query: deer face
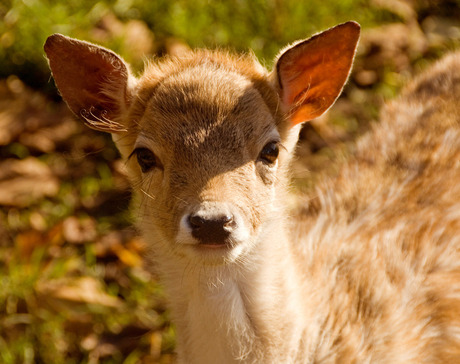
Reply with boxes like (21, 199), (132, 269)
(124, 61), (287, 264)
(44, 22), (360, 265)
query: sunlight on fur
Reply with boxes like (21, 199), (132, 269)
(45, 22), (460, 363)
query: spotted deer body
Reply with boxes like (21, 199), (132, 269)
(45, 23), (460, 363)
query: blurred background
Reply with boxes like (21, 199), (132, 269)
(1, 0), (459, 363)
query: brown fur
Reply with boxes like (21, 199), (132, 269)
(45, 23), (460, 363)
(296, 52), (460, 363)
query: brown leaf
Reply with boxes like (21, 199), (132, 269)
(18, 118), (77, 153)
(37, 277), (122, 308)
(0, 77), (74, 147)
(358, 23), (427, 74)
(113, 243), (143, 267)
(15, 230), (46, 257)
(0, 157), (59, 207)
(62, 216), (97, 244)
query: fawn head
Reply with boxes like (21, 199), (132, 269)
(45, 22), (359, 265)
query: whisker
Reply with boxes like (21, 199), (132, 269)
(140, 188), (156, 201)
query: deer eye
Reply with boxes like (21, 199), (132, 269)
(258, 141), (280, 165)
(134, 148), (157, 173)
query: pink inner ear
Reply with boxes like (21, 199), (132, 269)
(277, 22), (360, 125)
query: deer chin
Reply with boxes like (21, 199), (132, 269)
(184, 242), (252, 266)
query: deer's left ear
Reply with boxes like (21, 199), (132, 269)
(272, 21), (360, 126)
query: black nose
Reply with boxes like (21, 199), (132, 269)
(188, 213), (235, 245)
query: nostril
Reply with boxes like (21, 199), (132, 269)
(189, 214), (206, 230)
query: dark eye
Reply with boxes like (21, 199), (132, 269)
(259, 141), (279, 165)
(134, 148), (157, 173)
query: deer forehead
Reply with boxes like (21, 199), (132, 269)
(134, 63), (279, 164)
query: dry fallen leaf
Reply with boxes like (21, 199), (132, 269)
(37, 276), (122, 308)
(112, 243), (143, 267)
(0, 157), (59, 207)
(15, 230), (46, 258)
(0, 77), (74, 148)
(63, 216), (98, 244)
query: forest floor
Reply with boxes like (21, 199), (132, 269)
(1, 3), (459, 363)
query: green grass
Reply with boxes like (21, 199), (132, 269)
(0, 0), (391, 89)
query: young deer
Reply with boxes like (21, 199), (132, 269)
(45, 22), (460, 363)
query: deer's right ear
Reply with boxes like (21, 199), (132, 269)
(272, 21), (360, 126)
(44, 34), (136, 133)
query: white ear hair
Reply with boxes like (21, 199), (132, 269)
(284, 124), (303, 154)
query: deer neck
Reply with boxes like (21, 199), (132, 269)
(157, 220), (310, 363)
